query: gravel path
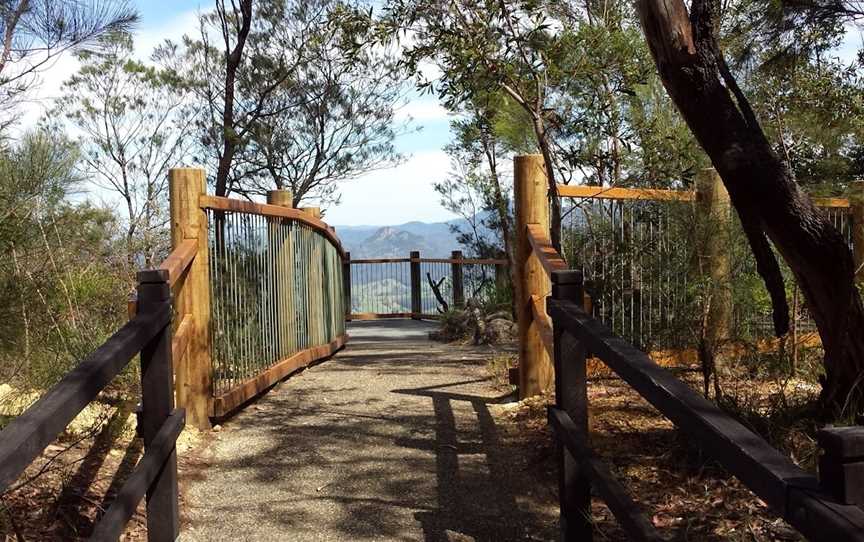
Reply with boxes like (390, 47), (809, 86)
(180, 320), (545, 542)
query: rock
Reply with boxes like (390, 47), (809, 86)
(212, 424), (222, 432)
(483, 318), (516, 344)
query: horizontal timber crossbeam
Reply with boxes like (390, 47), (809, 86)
(526, 223), (569, 277)
(556, 183), (851, 208)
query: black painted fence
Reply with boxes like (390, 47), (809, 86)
(546, 269), (864, 542)
(0, 269), (182, 542)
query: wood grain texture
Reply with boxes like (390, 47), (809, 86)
(526, 224), (569, 277)
(169, 168), (212, 430)
(557, 183), (850, 208)
(514, 154), (554, 398)
(155, 238), (197, 286)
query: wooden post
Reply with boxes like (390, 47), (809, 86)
(300, 206), (322, 219)
(267, 189), (293, 208)
(817, 426), (864, 505)
(514, 154), (553, 398)
(451, 250), (465, 309)
(550, 270), (591, 541)
(410, 250), (422, 319)
(268, 190), (297, 356)
(695, 167), (732, 345)
(343, 252), (352, 320)
(851, 180), (864, 283)
(136, 270), (180, 541)
(168, 168), (211, 430)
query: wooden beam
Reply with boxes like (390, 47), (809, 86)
(514, 154), (554, 398)
(851, 181), (864, 283)
(154, 238), (197, 286)
(530, 295), (554, 358)
(557, 184), (694, 202)
(171, 315), (193, 367)
(526, 224), (569, 277)
(547, 297), (864, 540)
(200, 195), (345, 257)
(549, 407), (664, 542)
(557, 182), (851, 209)
(89, 409), (185, 542)
(169, 168), (212, 431)
(814, 197), (851, 209)
(211, 335), (348, 417)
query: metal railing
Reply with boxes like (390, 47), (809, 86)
(344, 250), (508, 319)
(197, 193), (347, 417)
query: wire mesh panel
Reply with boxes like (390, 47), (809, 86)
(561, 195), (855, 351)
(349, 257), (509, 317)
(349, 260), (412, 314)
(205, 210), (345, 396)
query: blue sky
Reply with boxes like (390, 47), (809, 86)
(133, 1), (460, 226)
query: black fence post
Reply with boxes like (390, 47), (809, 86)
(137, 269), (180, 542)
(550, 270), (591, 541)
(410, 250), (422, 319)
(817, 425), (864, 506)
(451, 250), (465, 309)
(343, 252), (352, 320)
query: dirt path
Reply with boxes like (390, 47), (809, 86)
(180, 320), (557, 542)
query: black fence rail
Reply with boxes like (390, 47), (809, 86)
(546, 269), (864, 541)
(0, 270), (182, 541)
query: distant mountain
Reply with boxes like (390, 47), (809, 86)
(335, 218), (473, 258)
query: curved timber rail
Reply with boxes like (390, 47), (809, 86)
(193, 181), (348, 420)
(512, 155), (864, 540)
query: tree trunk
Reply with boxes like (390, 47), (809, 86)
(636, 0), (864, 411)
(213, 0), (252, 197)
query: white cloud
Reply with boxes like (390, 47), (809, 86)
(395, 97), (450, 122)
(325, 150), (458, 226)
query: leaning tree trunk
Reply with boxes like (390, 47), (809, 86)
(636, 0), (864, 411)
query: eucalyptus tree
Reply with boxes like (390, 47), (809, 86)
(637, 0), (864, 410)
(159, 0), (304, 197)
(379, 0), (574, 250)
(240, 0), (408, 208)
(58, 32), (192, 266)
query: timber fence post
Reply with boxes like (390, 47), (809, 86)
(168, 168), (211, 430)
(343, 252), (352, 321)
(550, 270), (591, 541)
(410, 250), (422, 319)
(451, 250), (465, 309)
(695, 167), (733, 345)
(851, 180), (864, 283)
(514, 154), (554, 398)
(268, 190), (296, 356)
(817, 425), (864, 506)
(136, 270), (180, 542)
